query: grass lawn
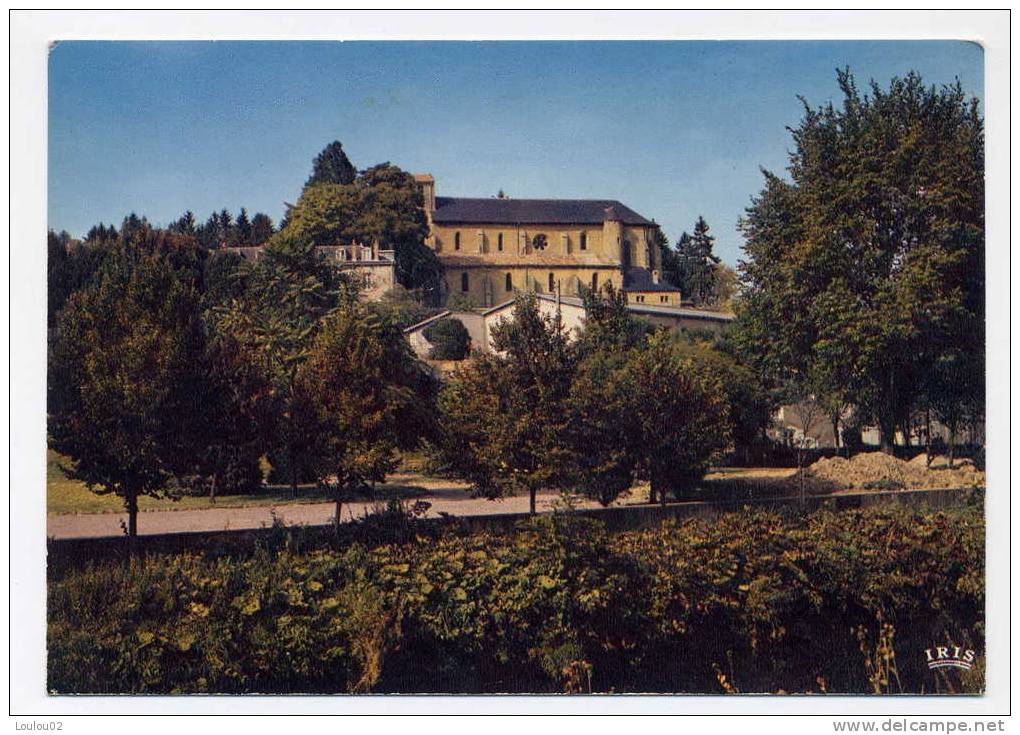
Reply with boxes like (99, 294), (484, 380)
(46, 450), (429, 515)
(48, 447), (808, 515)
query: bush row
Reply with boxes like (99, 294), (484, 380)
(48, 502), (984, 694)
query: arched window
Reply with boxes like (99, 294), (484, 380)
(505, 272), (512, 292)
(497, 233), (504, 251)
(460, 272), (469, 292)
(454, 232), (461, 250)
(591, 272), (598, 290)
(548, 273), (556, 292)
(579, 232), (587, 250)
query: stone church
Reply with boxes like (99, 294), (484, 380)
(414, 174), (681, 308)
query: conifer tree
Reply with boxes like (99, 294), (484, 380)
(250, 212), (275, 245)
(235, 207), (252, 246)
(305, 140), (357, 189)
(676, 217), (720, 306)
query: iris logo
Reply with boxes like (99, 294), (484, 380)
(925, 645), (976, 670)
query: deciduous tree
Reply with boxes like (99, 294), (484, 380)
(436, 294), (574, 514)
(48, 250), (210, 547)
(299, 306), (437, 526)
(736, 70), (984, 453)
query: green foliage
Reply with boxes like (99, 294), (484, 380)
(423, 317), (470, 360)
(298, 305), (438, 517)
(250, 213), (275, 246)
(670, 337), (774, 465)
(435, 294), (574, 513)
(618, 331), (731, 500)
(735, 70), (984, 452)
(48, 230), (108, 327)
(210, 235), (359, 493)
(567, 348), (636, 506)
(200, 250), (249, 312)
(48, 503), (984, 694)
(435, 291), (734, 508)
(575, 282), (650, 357)
(305, 140), (357, 188)
(48, 248), (212, 536)
(372, 285), (440, 329)
(677, 217), (721, 306)
(282, 159), (443, 295)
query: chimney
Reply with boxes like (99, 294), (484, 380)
(413, 173), (436, 218)
(652, 269), (660, 284)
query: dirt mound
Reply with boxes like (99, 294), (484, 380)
(803, 451), (984, 492)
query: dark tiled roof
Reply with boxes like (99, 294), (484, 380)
(432, 197), (655, 226)
(622, 267), (682, 293)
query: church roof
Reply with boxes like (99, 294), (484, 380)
(621, 267), (682, 293)
(432, 197), (655, 227)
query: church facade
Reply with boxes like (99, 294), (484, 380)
(414, 174), (681, 308)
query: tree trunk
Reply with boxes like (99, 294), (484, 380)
(925, 409), (933, 468)
(289, 444), (298, 496)
(831, 418), (841, 455)
(529, 488), (536, 515)
(948, 421), (957, 469)
(209, 473), (217, 505)
(334, 495), (343, 535)
(879, 371), (897, 455)
(126, 490), (139, 557)
(878, 414), (896, 456)
(648, 477), (657, 505)
(798, 449), (806, 505)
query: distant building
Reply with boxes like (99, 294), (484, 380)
(221, 242), (396, 300)
(414, 174), (681, 308)
(404, 292), (733, 360)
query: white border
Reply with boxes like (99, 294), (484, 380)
(7, 9), (1012, 720)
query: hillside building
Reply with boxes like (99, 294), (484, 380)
(414, 174), (681, 308)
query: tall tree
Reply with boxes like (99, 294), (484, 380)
(436, 294), (574, 514)
(657, 227), (683, 290)
(48, 250), (210, 547)
(217, 209), (235, 247)
(170, 211), (197, 236)
(279, 161), (443, 297)
(736, 70), (984, 453)
(211, 233), (360, 494)
(620, 331), (730, 504)
(676, 217), (721, 306)
(300, 306), (437, 526)
(567, 284), (647, 505)
(235, 208), (252, 246)
(250, 212), (275, 245)
(305, 140), (357, 189)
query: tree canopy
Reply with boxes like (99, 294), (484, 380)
(299, 304), (437, 525)
(735, 69), (984, 452)
(280, 159), (443, 297)
(305, 140), (357, 188)
(48, 248), (211, 542)
(435, 294), (574, 513)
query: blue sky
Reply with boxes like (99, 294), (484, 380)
(49, 40), (983, 265)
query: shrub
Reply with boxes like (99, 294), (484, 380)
(423, 318), (470, 360)
(48, 503), (983, 695)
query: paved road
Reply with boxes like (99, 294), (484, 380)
(46, 485), (621, 540)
